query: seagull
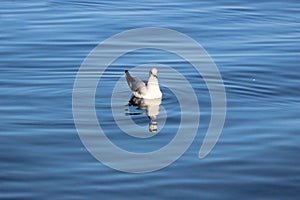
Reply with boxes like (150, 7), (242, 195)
(125, 68), (162, 99)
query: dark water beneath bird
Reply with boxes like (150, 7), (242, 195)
(1, 0), (300, 199)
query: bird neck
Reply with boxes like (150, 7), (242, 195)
(147, 75), (159, 90)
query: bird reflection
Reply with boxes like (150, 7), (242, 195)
(126, 96), (162, 133)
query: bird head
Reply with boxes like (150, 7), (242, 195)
(150, 68), (158, 78)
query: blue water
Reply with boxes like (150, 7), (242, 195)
(1, 0), (300, 199)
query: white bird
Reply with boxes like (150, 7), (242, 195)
(125, 68), (162, 99)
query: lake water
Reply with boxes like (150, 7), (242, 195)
(1, 0), (300, 199)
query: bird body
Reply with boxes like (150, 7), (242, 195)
(125, 68), (162, 99)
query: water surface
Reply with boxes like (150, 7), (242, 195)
(1, 0), (300, 199)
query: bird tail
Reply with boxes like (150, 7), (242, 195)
(125, 70), (135, 90)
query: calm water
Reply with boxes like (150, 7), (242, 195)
(1, 0), (300, 199)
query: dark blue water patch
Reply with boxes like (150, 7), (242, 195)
(222, 60), (300, 104)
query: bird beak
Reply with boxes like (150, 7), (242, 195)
(151, 72), (158, 78)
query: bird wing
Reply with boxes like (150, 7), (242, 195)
(125, 71), (147, 97)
